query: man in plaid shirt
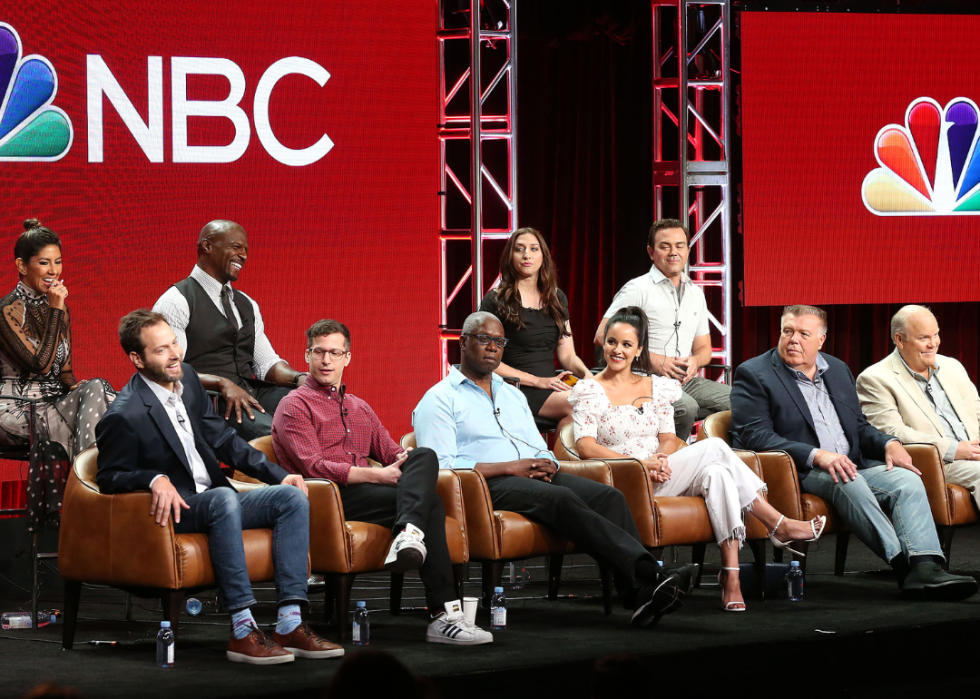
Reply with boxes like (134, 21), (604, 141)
(271, 319), (492, 646)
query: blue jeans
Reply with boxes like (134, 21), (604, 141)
(800, 463), (943, 563)
(173, 485), (310, 611)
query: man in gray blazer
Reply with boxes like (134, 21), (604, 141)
(857, 305), (980, 508)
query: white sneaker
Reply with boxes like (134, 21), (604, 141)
(384, 523), (427, 572)
(426, 611), (493, 646)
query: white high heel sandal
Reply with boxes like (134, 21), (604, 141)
(768, 514), (827, 557)
(718, 567), (746, 612)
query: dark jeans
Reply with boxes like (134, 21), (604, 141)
(485, 471), (654, 591)
(173, 484), (310, 611)
(219, 385), (291, 441)
(339, 448), (456, 608)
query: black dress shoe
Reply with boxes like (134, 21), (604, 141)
(900, 563), (978, 601)
(630, 575), (686, 628)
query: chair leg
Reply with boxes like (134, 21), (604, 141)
(162, 590), (184, 636)
(323, 576), (336, 624)
(690, 543), (707, 588)
(772, 547), (784, 563)
(834, 532), (850, 577)
(334, 574), (356, 643)
(747, 539), (767, 601)
(793, 542), (809, 576)
(31, 532), (40, 626)
(938, 526), (955, 571)
(598, 562), (613, 616)
(389, 572), (404, 616)
(482, 561), (503, 608)
(547, 555), (565, 600)
(453, 564), (466, 601)
(62, 580), (82, 650)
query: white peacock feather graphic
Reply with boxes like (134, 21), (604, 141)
(0, 23), (73, 161)
(862, 97), (980, 216)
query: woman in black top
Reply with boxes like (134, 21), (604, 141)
(478, 228), (590, 425)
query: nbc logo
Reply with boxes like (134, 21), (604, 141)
(863, 97), (980, 216)
(0, 23), (72, 161)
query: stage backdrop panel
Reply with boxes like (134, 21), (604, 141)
(0, 1), (438, 440)
(740, 11), (980, 306)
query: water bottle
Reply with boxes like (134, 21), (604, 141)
(352, 601), (369, 646)
(185, 598), (203, 616)
(491, 586), (507, 630)
(787, 561), (804, 601)
(156, 621), (175, 668)
(2, 610), (58, 629)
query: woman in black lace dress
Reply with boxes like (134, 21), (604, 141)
(478, 228), (591, 428)
(0, 220), (114, 530)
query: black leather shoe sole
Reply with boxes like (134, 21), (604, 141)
(902, 578), (978, 602)
(631, 577), (683, 628)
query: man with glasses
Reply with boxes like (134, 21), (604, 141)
(271, 319), (493, 646)
(413, 312), (698, 628)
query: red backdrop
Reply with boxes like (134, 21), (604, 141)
(0, 0), (439, 477)
(740, 12), (980, 306)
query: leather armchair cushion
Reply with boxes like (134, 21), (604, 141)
(494, 512), (575, 559)
(948, 485), (978, 526)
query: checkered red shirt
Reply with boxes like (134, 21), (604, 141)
(271, 380), (402, 485)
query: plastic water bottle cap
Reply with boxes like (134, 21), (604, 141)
(790, 561), (800, 568)
(160, 621), (171, 628)
(494, 586), (504, 593)
(356, 601), (366, 608)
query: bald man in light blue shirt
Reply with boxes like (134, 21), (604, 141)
(413, 312), (697, 628)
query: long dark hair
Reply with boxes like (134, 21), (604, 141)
(604, 306), (656, 376)
(15, 219), (61, 262)
(493, 227), (569, 336)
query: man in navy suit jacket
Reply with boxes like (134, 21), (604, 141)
(731, 305), (976, 600)
(96, 310), (343, 664)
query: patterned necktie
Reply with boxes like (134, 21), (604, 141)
(221, 287), (239, 330)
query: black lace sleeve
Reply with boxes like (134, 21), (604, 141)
(0, 293), (67, 376)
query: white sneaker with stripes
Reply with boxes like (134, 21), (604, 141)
(384, 523), (427, 573)
(426, 603), (493, 646)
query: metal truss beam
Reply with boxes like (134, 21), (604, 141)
(438, 0), (518, 375)
(652, 0), (733, 372)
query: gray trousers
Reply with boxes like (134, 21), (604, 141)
(673, 377), (731, 439)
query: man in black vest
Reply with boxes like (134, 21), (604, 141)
(153, 220), (307, 440)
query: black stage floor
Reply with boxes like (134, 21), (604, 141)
(3, 526), (980, 699)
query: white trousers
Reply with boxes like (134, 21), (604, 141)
(652, 437), (766, 546)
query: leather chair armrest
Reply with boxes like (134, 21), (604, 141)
(437, 469), (465, 525)
(558, 460), (613, 486)
(306, 479), (350, 571)
(455, 469), (498, 560)
(758, 451), (804, 521)
(605, 458), (657, 545)
(229, 478), (267, 492)
(59, 471), (181, 587)
(906, 443), (951, 526)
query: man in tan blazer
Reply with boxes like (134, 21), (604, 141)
(857, 305), (980, 507)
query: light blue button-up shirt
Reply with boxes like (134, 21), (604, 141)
(412, 367), (558, 470)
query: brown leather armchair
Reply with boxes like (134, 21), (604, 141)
(698, 410), (851, 574)
(554, 422), (770, 592)
(400, 432), (615, 613)
(58, 447), (280, 649)
(246, 436), (468, 640)
(903, 443), (977, 568)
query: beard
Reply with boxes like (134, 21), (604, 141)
(142, 361), (183, 385)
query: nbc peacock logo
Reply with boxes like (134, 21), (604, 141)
(863, 97), (980, 216)
(0, 23), (72, 161)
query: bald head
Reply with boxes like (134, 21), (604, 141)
(892, 305), (940, 375)
(196, 220), (249, 284)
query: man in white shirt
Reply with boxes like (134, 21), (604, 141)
(593, 219), (730, 437)
(153, 220), (307, 440)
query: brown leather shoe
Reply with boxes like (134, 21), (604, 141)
(227, 626), (295, 665)
(274, 622), (345, 659)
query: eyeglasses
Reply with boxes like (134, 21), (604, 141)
(308, 348), (348, 361)
(462, 333), (509, 347)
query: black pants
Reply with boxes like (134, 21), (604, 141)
(339, 448), (456, 608)
(486, 471), (653, 591)
(218, 385), (290, 441)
